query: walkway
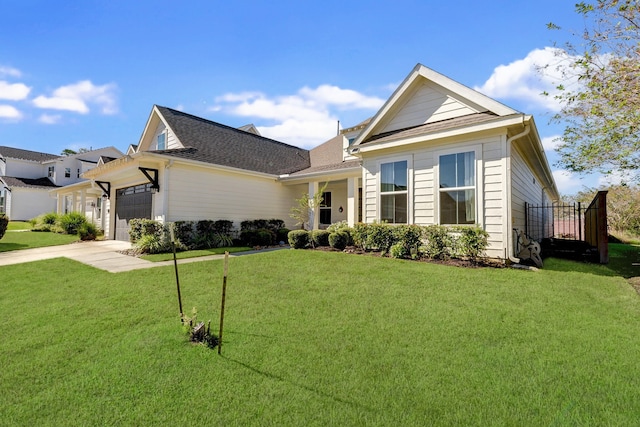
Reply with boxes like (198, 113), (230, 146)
(0, 240), (284, 273)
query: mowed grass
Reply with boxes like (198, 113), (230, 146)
(7, 221), (32, 231)
(0, 229), (78, 252)
(141, 246), (253, 262)
(1, 249), (640, 425)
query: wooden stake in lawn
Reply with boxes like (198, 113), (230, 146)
(218, 251), (229, 355)
(170, 225), (184, 320)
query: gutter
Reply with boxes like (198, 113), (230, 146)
(505, 120), (530, 264)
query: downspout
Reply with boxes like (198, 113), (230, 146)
(505, 119), (530, 264)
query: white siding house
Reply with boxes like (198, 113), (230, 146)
(54, 64), (558, 262)
(0, 146), (123, 220)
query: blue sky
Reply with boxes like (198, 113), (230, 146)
(0, 1), (607, 195)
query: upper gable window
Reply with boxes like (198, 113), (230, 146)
(48, 166), (54, 178)
(439, 151), (475, 225)
(64, 168), (71, 178)
(157, 132), (166, 150)
(380, 160), (408, 224)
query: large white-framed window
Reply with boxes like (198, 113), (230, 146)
(436, 146), (481, 225)
(379, 158), (409, 224)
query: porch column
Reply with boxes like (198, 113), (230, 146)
(308, 181), (319, 230)
(71, 192), (77, 214)
(347, 176), (359, 227)
(57, 193), (64, 214)
(80, 190), (86, 216)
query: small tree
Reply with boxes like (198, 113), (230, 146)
(289, 182), (328, 230)
(545, 1), (640, 181)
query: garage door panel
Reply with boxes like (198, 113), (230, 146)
(115, 183), (152, 241)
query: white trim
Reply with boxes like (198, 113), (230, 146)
(433, 144), (483, 227)
(376, 154), (413, 224)
(355, 115), (524, 154)
(352, 64), (518, 148)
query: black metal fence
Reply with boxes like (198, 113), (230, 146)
(525, 202), (585, 242)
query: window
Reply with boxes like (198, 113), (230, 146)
(157, 132), (166, 150)
(0, 188), (5, 213)
(48, 166), (54, 178)
(77, 168), (80, 178)
(439, 151), (475, 225)
(320, 192), (331, 225)
(380, 160), (408, 223)
(64, 168), (71, 178)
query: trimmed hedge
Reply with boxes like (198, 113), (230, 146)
(295, 222), (490, 261)
(288, 230), (309, 249)
(311, 230), (330, 247)
(0, 213), (8, 240)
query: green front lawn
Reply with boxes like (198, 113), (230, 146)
(141, 246), (253, 262)
(1, 248), (639, 425)
(0, 229), (78, 252)
(7, 221), (32, 231)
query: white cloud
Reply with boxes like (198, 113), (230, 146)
(541, 134), (562, 151)
(475, 47), (579, 112)
(38, 113), (62, 124)
(0, 81), (31, 100)
(213, 84), (385, 147)
(597, 170), (637, 188)
(0, 66), (21, 78)
(33, 80), (118, 114)
(0, 104), (23, 120)
(553, 170), (585, 195)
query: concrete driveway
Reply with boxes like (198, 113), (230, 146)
(0, 240), (285, 273)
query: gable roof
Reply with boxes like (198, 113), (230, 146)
(352, 63), (519, 147)
(0, 146), (59, 163)
(287, 135), (360, 177)
(153, 106), (310, 175)
(1, 176), (59, 189)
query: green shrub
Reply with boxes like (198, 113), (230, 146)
(77, 222), (100, 241)
(390, 242), (407, 259)
(422, 225), (453, 260)
(351, 223), (370, 250)
(30, 212), (60, 231)
(366, 223), (396, 254)
(135, 233), (164, 254)
(392, 225), (423, 259)
(213, 220), (234, 235)
(240, 228), (275, 246)
(453, 226), (489, 259)
(0, 213), (8, 240)
(174, 221), (196, 247)
(328, 231), (348, 250)
(288, 230), (309, 249)
(326, 221), (353, 245)
(276, 228), (290, 244)
(129, 219), (163, 243)
(58, 212), (88, 235)
(311, 230), (330, 247)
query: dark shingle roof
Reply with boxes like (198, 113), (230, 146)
(154, 106), (310, 175)
(1, 176), (59, 189)
(0, 146), (59, 162)
(362, 112), (501, 145)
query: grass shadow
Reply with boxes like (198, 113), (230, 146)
(224, 356), (374, 413)
(0, 242), (28, 252)
(543, 243), (640, 279)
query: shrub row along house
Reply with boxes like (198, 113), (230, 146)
(47, 64), (558, 260)
(0, 146), (123, 221)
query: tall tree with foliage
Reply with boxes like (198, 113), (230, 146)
(546, 1), (640, 180)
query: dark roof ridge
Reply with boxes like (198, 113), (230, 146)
(155, 105), (309, 153)
(0, 145), (60, 161)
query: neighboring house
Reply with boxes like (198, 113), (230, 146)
(54, 64), (558, 260)
(0, 146), (123, 220)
